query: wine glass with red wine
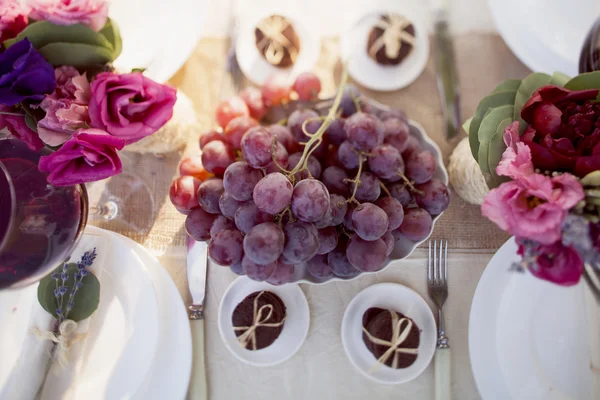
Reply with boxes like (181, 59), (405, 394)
(0, 139), (87, 290)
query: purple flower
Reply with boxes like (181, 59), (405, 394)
(525, 241), (583, 286)
(38, 128), (124, 186)
(0, 39), (56, 106)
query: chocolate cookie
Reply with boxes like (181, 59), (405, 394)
(367, 14), (415, 66)
(362, 307), (420, 368)
(232, 291), (286, 350)
(255, 15), (300, 68)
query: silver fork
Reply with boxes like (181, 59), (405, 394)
(428, 240), (451, 400)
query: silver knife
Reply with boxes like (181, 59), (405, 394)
(433, 0), (461, 140)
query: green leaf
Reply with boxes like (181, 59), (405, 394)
(131, 68), (146, 73)
(6, 21), (112, 51)
(492, 79), (522, 93)
(581, 171), (600, 186)
(24, 114), (38, 133)
(487, 118), (512, 189)
(514, 73), (552, 131)
(462, 117), (472, 135)
(38, 263), (100, 322)
(99, 18), (122, 59)
(38, 42), (114, 67)
(477, 105), (514, 179)
(549, 71), (571, 86)
(469, 91), (517, 160)
(564, 71), (600, 100)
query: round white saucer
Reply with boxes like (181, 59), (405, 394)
(218, 277), (309, 367)
(341, 282), (436, 384)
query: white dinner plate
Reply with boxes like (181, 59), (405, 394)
(110, 0), (207, 82)
(341, 282), (436, 384)
(341, 9), (429, 91)
(469, 237), (594, 399)
(218, 276), (310, 367)
(96, 227), (192, 400)
(488, 0), (600, 76)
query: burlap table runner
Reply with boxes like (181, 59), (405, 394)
(88, 34), (524, 253)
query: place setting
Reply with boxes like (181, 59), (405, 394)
(2, 0), (600, 399)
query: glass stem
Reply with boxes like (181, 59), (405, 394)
(89, 201), (119, 221)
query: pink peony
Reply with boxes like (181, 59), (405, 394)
(37, 66), (91, 146)
(0, 105), (44, 151)
(520, 241), (584, 286)
(0, 0), (30, 41)
(482, 171), (584, 245)
(88, 72), (177, 145)
(28, 0), (108, 31)
(38, 128), (124, 186)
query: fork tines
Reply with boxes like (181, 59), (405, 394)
(428, 240), (448, 286)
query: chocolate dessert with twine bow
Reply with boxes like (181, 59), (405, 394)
(33, 249), (100, 368)
(254, 15), (300, 68)
(362, 307), (420, 371)
(232, 291), (286, 350)
(367, 14), (416, 66)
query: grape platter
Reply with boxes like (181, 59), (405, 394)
(169, 70), (449, 285)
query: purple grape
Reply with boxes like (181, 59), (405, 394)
(185, 207), (216, 241)
(343, 203), (356, 231)
(306, 254), (334, 279)
(266, 262), (295, 285)
(378, 109), (408, 122)
(291, 179), (330, 222)
(348, 171), (381, 202)
(234, 202), (272, 233)
(383, 118), (410, 153)
(242, 256), (277, 281)
(241, 126), (276, 168)
(208, 229), (244, 265)
(243, 222), (284, 265)
(346, 235), (387, 272)
(230, 261), (245, 275)
(339, 85), (362, 117)
(287, 108), (320, 143)
(352, 203), (389, 241)
(325, 118), (346, 145)
(317, 226), (339, 254)
(219, 192), (245, 220)
(402, 135), (421, 158)
(368, 144), (404, 181)
(210, 214), (236, 236)
(338, 140), (360, 170)
(344, 112), (384, 151)
(330, 194), (348, 226)
(253, 172), (293, 214)
(223, 161), (263, 201)
(382, 231), (394, 256)
(398, 207), (433, 241)
(288, 152), (322, 180)
(375, 197), (404, 231)
(282, 221), (319, 263)
(314, 207), (333, 229)
(406, 151), (436, 184)
(322, 166), (350, 196)
(391, 228), (403, 241)
(268, 124), (297, 153)
(278, 253), (295, 265)
(389, 183), (413, 207)
(197, 178), (224, 214)
(415, 179), (450, 215)
(328, 242), (359, 277)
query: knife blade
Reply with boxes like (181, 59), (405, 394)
(433, 0), (461, 141)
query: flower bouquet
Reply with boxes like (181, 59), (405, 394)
(466, 71), (600, 286)
(0, 0), (176, 186)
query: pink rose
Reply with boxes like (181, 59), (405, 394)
(28, 0), (108, 31)
(496, 121), (535, 180)
(38, 128), (124, 186)
(0, 0), (30, 41)
(37, 66), (91, 146)
(88, 72), (177, 145)
(482, 171), (584, 244)
(0, 105), (44, 151)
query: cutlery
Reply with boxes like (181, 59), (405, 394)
(428, 240), (451, 400)
(584, 264), (600, 305)
(579, 16), (600, 73)
(432, 0), (461, 141)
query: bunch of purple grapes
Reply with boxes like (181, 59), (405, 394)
(170, 72), (450, 284)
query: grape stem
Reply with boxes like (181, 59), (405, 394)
(275, 68), (350, 179)
(345, 152), (365, 205)
(397, 172), (424, 196)
(379, 181), (391, 197)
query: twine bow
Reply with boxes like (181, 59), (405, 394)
(362, 311), (418, 372)
(369, 14), (415, 60)
(233, 291), (286, 350)
(31, 319), (86, 368)
(256, 16), (299, 66)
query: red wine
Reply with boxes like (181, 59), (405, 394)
(0, 139), (85, 289)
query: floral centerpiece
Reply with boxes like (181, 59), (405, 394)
(0, 0), (176, 185)
(466, 71), (600, 286)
